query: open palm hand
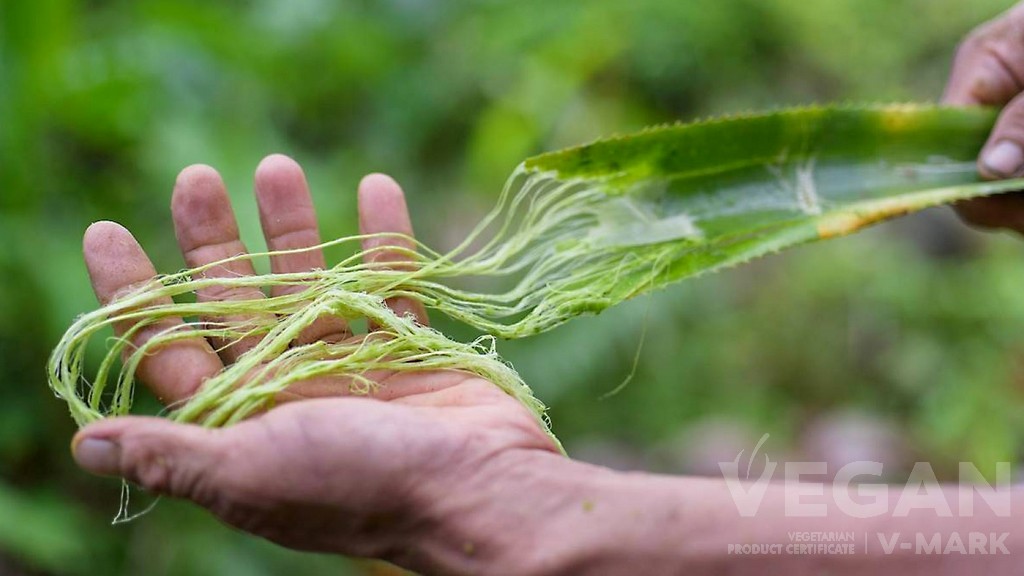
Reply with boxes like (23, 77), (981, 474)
(73, 155), (559, 568)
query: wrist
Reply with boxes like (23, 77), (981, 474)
(389, 448), (604, 575)
(393, 446), (715, 576)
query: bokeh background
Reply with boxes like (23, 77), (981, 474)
(3, 0), (1024, 574)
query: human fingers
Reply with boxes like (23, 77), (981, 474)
(357, 173), (428, 328)
(944, 4), (1024, 232)
(172, 165), (268, 362)
(254, 154), (350, 344)
(943, 4), (1024, 109)
(83, 221), (223, 403)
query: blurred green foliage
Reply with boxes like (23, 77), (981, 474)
(1, 0), (1022, 573)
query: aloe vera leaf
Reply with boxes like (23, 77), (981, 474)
(516, 104), (1024, 310)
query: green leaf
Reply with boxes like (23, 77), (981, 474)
(515, 104), (1024, 312)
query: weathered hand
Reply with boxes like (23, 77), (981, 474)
(945, 2), (1024, 232)
(71, 155), (560, 572)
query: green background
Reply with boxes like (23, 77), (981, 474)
(2, 0), (1022, 574)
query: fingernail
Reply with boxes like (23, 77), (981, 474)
(73, 438), (121, 476)
(982, 141), (1024, 177)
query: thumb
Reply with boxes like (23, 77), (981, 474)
(72, 417), (228, 503)
(980, 92), (1024, 180)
